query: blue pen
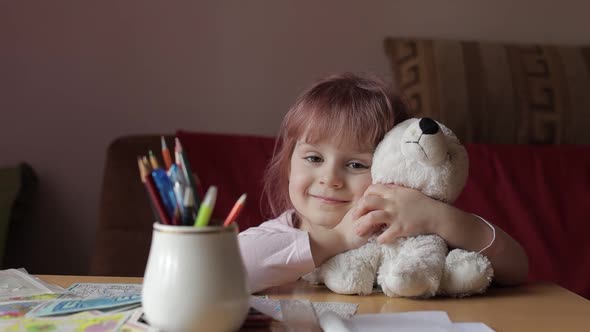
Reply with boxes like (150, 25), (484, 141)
(151, 168), (178, 220)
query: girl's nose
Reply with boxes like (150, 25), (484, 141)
(319, 169), (344, 188)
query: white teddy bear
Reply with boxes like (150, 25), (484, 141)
(304, 118), (494, 298)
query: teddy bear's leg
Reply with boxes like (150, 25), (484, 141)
(377, 235), (447, 298)
(319, 240), (381, 295)
(438, 249), (494, 297)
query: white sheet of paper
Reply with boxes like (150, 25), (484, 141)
(453, 322), (496, 332)
(349, 311), (453, 332)
(248, 296), (358, 321)
(0, 269), (57, 300)
(348, 311), (495, 332)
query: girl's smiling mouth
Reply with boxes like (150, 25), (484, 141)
(309, 194), (349, 204)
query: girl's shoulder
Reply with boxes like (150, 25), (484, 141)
(241, 210), (298, 234)
(261, 209), (297, 228)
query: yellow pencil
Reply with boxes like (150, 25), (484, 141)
(148, 150), (160, 170)
(137, 156), (149, 183)
(194, 186), (217, 227)
(142, 156), (152, 172)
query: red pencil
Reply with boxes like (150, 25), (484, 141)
(138, 156), (161, 223)
(223, 193), (247, 227)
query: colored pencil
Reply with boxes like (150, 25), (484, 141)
(174, 144), (182, 167)
(183, 187), (198, 225)
(175, 138), (201, 207)
(142, 156), (152, 172)
(172, 206), (181, 225)
(144, 172), (171, 225)
(161, 136), (173, 170)
(223, 193), (247, 227)
(151, 168), (178, 218)
(194, 186), (217, 227)
(148, 150), (160, 170)
(138, 156), (161, 223)
(137, 156), (149, 183)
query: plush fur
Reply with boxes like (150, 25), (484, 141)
(303, 118), (494, 298)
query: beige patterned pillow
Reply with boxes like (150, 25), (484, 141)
(384, 38), (590, 144)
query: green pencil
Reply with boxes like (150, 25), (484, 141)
(194, 186), (217, 227)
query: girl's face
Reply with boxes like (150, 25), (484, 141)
(289, 136), (373, 229)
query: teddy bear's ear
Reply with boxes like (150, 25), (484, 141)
(379, 118), (417, 140)
(437, 121), (462, 145)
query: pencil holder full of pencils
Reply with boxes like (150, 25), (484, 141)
(142, 222), (249, 332)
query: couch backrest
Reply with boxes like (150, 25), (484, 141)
(93, 131), (590, 298)
(92, 135), (172, 277)
(455, 144), (590, 298)
(176, 130), (276, 230)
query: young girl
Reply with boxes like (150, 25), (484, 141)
(238, 72), (529, 293)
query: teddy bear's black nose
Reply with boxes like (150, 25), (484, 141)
(419, 118), (439, 135)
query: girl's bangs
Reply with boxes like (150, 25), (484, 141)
(288, 101), (384, 150)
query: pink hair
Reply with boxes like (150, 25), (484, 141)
(262, 72), (411, 218)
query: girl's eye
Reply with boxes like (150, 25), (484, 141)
(304, 156), (322, 163)
(348, 162), (370, 169)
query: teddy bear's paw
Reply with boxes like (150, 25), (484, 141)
(377, 272), (438, 298)
(301, 268), (323, 285)
(319, 243), (381, 295)
(377, 263), (439, 298)
(322, 266), (376, 295)
(324, 271), (375, 295)
(439, 249), (494, 297)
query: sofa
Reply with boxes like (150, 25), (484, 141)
(0, 163), (38, 269)
(90, 130), (590, 299)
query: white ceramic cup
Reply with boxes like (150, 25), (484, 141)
(142, 222), (249, 332)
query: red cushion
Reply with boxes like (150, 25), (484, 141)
(456, 144), (590, 298)
(176, 131), (276, 230)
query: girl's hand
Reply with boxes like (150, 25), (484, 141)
(332, 206), (378, 251)
(305, 207), (378, 266)
(353, 183), (442, 244)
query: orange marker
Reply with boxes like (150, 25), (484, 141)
(223, 193), (247, 227)
(161, 136), (173, 170)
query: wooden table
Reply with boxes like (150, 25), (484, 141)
(38, 275), (590, 331)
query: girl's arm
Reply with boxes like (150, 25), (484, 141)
(238, 221), (315, 293)
(434, 204), (529, 286)
(239, 207), (373, 293)
(355, 184), (529, 286)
